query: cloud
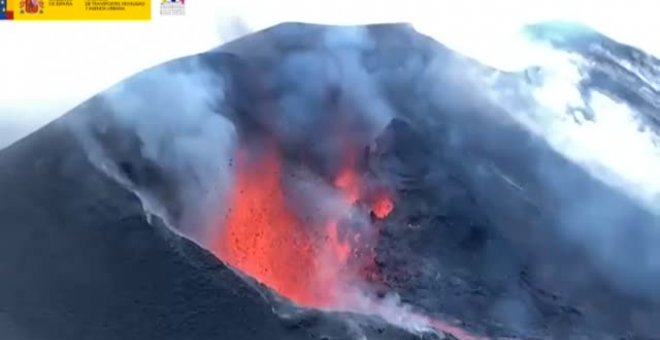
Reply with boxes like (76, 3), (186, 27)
(0, 0), (658, 151)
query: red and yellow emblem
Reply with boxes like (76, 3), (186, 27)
(19, 0), (43, 14)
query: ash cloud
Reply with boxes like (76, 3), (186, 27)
(68, 55), (238, 245)
(225, 24), (394, 177)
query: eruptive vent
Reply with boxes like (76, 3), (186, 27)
(213, 147), (392, 309)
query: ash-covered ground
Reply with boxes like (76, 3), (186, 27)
(2, 22), (660, 340)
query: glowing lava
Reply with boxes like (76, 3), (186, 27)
(371, 193), (394, 219)
(334, 166), (361, 205)
(214, 151), (325, 306)
(211, 147), (481, 340)
(213, 149), (383, 308)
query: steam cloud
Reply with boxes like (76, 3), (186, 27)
(69, 56), (238, 244)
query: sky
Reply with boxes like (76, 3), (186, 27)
(0, 0), (658, 149)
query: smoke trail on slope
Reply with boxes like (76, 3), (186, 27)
(69, 56), (238, 245)
(471, 27), (660, 302)
(486, 40), (660, 213)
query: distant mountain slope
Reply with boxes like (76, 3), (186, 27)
(524, 21), (660, 127)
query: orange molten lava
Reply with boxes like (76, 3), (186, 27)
(334, 165), (361, 205)
(215, 151), (326, 306)
(371, 194), (394, 219)
(214, 149), (385, 308)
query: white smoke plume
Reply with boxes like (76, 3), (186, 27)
(69, 58), (238, 245)
(470, 30), (660, 302)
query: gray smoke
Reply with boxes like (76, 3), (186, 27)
(222, 24), (394, 175)
(69, 56), (238, 245)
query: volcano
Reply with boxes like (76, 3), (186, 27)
(2, 22), (660, 340)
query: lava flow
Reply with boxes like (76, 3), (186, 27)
(213, 148), (390, 308)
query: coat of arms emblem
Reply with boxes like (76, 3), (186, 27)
(20, 0), (43, 14)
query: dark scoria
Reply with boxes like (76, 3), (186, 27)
(2, 22), (660, 339)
